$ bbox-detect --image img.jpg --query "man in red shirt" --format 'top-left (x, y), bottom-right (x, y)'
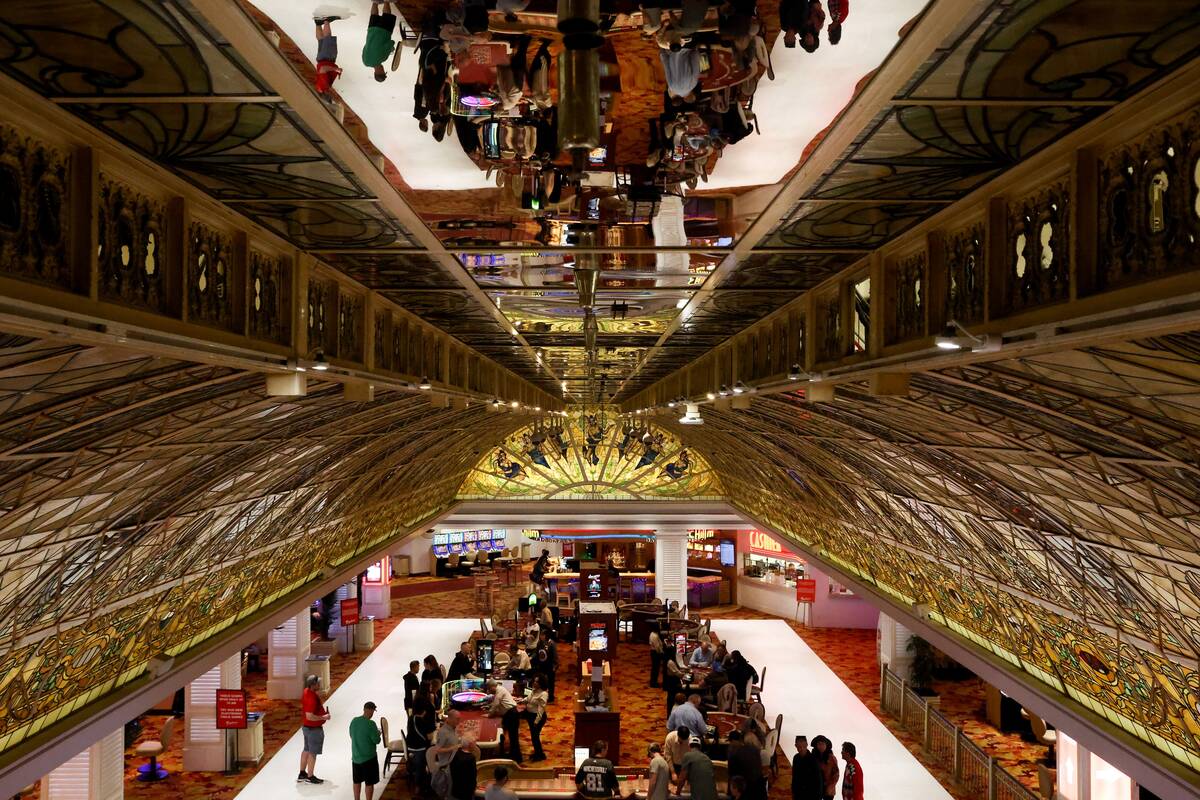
top-left (300, 674), bottom-right (332, 784)
top-left (840, 742), bottom-right (863, 800)
top-left (313, 14), bottom-right (344, 97)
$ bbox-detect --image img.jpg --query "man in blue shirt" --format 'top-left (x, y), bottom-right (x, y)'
top-left (666, 694), bottom-right (707, 739)
top-left (689, 641), bottom-right (714, 667)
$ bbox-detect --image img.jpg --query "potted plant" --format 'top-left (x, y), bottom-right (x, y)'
top-left (906, 636), bottom-right (941, 706)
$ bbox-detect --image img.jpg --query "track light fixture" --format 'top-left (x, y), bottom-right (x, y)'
top-left (679, 403), bottom-right (704, 425)
top-left (706, 391), bottom-right (716, 400)
top-left (311, 349), bottom-right (329, 371)
top-left (719, 384), bottom-right (730, 397)
top-left (733, 381), bottom-right (747, 394)
top-left (418, 376), bottom-right (432, 390)
top-left (934, 320), bottom-right (1001, 353)
top-left (788, 363), bottom-right (802, 381)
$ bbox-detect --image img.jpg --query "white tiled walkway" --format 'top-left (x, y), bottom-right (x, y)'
top-left (713, 619), bottom-right (953, 800)
top-left (236, 618), bottom-right (475, 799)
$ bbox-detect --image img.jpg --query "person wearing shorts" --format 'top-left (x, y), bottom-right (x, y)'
top-left (300, 674), bottom-right (331, 783)
top-left (313, 13), bottom-right (343, 96)
top-left (362, 2), bottom-right (397, 81)
top-left (350, 701), bottom-right (382, 800)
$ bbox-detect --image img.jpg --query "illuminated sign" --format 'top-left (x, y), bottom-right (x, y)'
top-left (689, 529), bottom-right (716, 541)
top-left (749, 531), bottom-right (782, 553)
top-left (522, 529), bottom-right (541, 540)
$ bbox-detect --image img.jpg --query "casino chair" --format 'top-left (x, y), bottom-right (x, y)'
top-left (380, 716), bottom-right (408, 775)
top-left (750, 666), bottom-right (766, 705)
top-left (493, 651), bottom-right (512, 676)
top-left (1026, 710), bottom-right (1058, 765)
top-left (1037, 765), bottom-right (1055, 800)
top-left (134, 717), bottom-right (178, 782)
top-left (761, 725), bottom-right (780, 778)
top-left (710, 682), bottom-right (738, 713)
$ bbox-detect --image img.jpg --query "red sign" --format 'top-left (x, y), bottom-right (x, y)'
top-left (796, 579), bottom-right (817, 604)
top-left (215, 689), bottom-right (247, 729)
top-left (340, 598), bottom-right (359, 627)
top-left (740, 530), bottom-right (803, 561)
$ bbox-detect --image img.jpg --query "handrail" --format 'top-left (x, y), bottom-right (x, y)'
top-left (878, 663), bottom-right (1041, 800)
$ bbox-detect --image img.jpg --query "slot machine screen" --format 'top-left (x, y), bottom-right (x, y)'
top-left (449, 533), bottom-right (463, 544)
top-left (492, 536), bottom-right (505, 550)
top-left (474, 639), bottom-right (494, 673)
top-left (434, 533), bottom-right (448, 547)
top-left (464, 530), bottom-right (478, 542)
top-left (588, 624), bottom-right (608, 652)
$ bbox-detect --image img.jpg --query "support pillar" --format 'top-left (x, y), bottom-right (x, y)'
top-left (877, 613), bottom-right (915, 680)
top-left (654, 527), bottom-right (689, 609)
top-left (267, 609), bottom-right (310, 699)
top-left (42, 728), bottom-right (123, 800)
top-left (361, 557), bottom-right (392, 619)
top-left (183, 653), bottom-right (241, 772)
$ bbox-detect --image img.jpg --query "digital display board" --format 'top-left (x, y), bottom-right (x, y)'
top-left (719, 541), bottom-right (735, 567)
top-left (449, 532), bottom-right (463, 544)
top-left (464, 530), bottom-right (478, 542)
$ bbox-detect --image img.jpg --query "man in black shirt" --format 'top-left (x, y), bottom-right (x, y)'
top-left (403, 660), bottom-right (421, 713)
top-left (449, 740), bottom-right (478, 800)
top-left (727, 731), bottom-right (767, 800)
top-left (575, 740), bottom-right (620, 798)
top-left (447, 641), bottom-right (475, 682)
top-left (790, 735), bottom-right (824, 800)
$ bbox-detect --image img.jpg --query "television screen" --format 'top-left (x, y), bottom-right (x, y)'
top-left (574, 747), bottom-right (590, 771)
top-left (588, 626), bottom-right (608, 651)
top-left (474, 640), bottom-right (494, 672)
top-left (719, 541), bottom-right (735, 567)
top-left (365, 562), bottom-right (383, 583)
top-left (586, 572), bottom-right (602, 599)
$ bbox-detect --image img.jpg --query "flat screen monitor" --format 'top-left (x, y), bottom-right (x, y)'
top-left (585, 572), bottom-right (603, 600)
top-left (449, 532), bottom-right (463, 544)
top-left (474, 639), bottom-right (494, 673)
top-left (433, 545), bottom-right (448, 556)
top-left (565, 557), bottom-right (580, 571)
top-left (434, 533), bottom-right (448, 546)
top-left (492, 537), bottom-right (505, 550)
top-left (464, 530), bottom-right (478, 542)
top-left (574, 747), bottom-right (590, 771)
top-left (719, 541), bottom-right (735, 567)
top-left (365, 562), bottom-right (383, 583)
top-left (588, 625), bottom-right (608, 652)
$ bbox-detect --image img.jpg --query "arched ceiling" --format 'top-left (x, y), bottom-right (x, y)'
top-left (660, 331), bottom-right (1200, 774)
top-left (1, 330), bottom-right (1198, 778)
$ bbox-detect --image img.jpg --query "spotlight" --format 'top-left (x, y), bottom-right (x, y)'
top-left (311, 349), bottom-right (329, 371)
top-left (719, 385), bottom-right (730, 397)
top-left (510, 400), bottom-right (519, 408)
top-left (934, 320), bottom-right (1001, 353)
top-left (667, 400), bottom-right (676, 408)
top-left (706, 391), bottom-right (716, 400)
top-left (418, 376), bottom-right (432, 390)
top-left (788, 363), bottom-right (802, 381)
top-left (675, 298), bottom-right (688, 309)
top-left (491, 398), bottom-right (502, 408)
top-left (678, 403), bottom-right (704, 425)
top-left (732, 381), bottom-right (746, 394)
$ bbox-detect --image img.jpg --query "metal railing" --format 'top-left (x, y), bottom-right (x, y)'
top-left (879, 664), bottom-right (1040, 800)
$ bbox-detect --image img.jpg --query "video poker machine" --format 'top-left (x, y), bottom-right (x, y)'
top-left (577, 600), bottom-right (618, 667)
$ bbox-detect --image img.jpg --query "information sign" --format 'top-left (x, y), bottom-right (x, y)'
top-left (796, 579), bottom-right (817, 604)
top-left (340, 598), bottom-right (359, 627)
top-left (215, 689), bottom-right (247, 729)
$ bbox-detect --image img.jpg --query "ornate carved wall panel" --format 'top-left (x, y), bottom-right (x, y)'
top-left (248, 250), bottom-right (289, 346)
top-left (337, 291), bottom-right (364, 363)
top-left (1097, 108), bottom-right (1200, 292)
top-left (307, 276), bottom-right (337, 355)
top-left (0, 124), bottom-right (72, 291)
top-left (944, 222), bottom-right (985, 325)
top-left (186, 220), bottom-right (235, 332)
top-left (97, 176), bottom-right (167, 313)
top-left (815, 290), bottom-right (843, 364)
top-left (887, 250), bottom-right (927, 345)
top-left (1002, 178), bottom-right (1071, 316)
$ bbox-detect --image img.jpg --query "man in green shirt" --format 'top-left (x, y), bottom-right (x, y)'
top-left (350, 701), bottom-right (383, 800)
top-left (676, 735), bottom-right (718, 800)
top-left (361, 2), bottom-right (397, 82)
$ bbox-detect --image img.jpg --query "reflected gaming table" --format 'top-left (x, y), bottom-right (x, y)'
top-left (473, 771), bottom-right (727, 799)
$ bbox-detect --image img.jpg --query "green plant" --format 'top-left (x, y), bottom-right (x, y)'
top-left (906, 635), bottom-right (938, 695)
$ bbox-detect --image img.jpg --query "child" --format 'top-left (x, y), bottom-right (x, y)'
top-left (362, 2), bottom-right (397, 81)
top-left (313, 13), bottom-right (343, 97)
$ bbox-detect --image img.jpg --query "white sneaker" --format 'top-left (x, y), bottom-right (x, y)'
top-left (312, 5), bottom-right (354, 22)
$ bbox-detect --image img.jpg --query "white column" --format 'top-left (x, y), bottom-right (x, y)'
top-left (42, 728), bottom-right (123, 800)
top-left (328, 584), bottom-right (355, 654)
top-left (877, 613), bottom-right (915, 680)
top-left (655, 528), bottom-right (690, 607)
top-left (267, 609), bottom-right (311, 699)
top-left (183, 653), bottom-right (242, 771)
top-left (361, 557), bottom-right (392, 619)
top-left (1057, 730), bottom-right (1082, 800)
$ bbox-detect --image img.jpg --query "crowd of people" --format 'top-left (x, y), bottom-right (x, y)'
top-left (301, 0), bottom-right (853, 240)
top-left (294, 562), bottom-right (865, 800)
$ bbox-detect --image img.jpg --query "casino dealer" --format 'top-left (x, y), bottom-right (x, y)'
top-left (485, 679), bottom-right (522, 763)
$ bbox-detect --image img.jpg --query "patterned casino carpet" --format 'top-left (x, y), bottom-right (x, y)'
top-left (19, 575), bottom-right (1048, 799)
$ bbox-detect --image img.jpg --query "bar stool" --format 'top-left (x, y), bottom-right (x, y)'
top-left (619, 576), bottom-right (634, 601)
